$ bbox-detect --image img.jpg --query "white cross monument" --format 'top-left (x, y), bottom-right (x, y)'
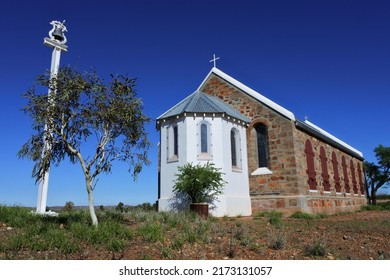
top-left (36, 20), bottom-right (68, 215)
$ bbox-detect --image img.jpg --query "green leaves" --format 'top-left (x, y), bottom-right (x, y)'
top-left (18, 66), bottom-right (151, 225)
top-left (364, 144), bottom-right (390, 204)
top-left (19, 66), bottom-right (150, 183)
top-left (173, 162), bottom-right (225, 204)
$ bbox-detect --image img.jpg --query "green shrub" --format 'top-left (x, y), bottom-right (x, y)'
top-left (161, 245), bottom-right (172, 259)
top-left (171, 236), bottom-right (184, 251)
top-left (258, 211), bottom-right (283, 226)
top-left (116, 202), bottom-right (125, 213)
top-left (63, 201), bottom-right (74, 212)
top-left (138, 223), bottom-right (163, 242)
top-left (268, 229), bottom-right (286, 250)
top-left (173, 162), bottom-right (225, 204)
top-left (108, 239), bottom-right (125, 252)
top-left (304, 239), bottom-right (327, 256)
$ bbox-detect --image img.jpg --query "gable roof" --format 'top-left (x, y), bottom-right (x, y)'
top-left (197, 67), bottom-right (363, 159)
top-left (157, 90), bottom-right (250, 124)
top-left (198, 67), bottom-right (296, 121)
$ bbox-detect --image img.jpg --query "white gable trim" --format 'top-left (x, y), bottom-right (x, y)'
top-left (197, 67), bottom-right (296, 121)
top-left (304, 120), bottom-right (363, 158)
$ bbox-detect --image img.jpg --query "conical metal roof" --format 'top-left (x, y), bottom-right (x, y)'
top-left (157, 90), bottom-right (250, 123)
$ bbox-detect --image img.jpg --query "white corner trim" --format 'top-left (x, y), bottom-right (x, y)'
top-left (198, 67), bottom-right (295, 121)
top-left (304, 120), bottom-right (363, 158)
top-left (251, 167), bottom-right (273, 176)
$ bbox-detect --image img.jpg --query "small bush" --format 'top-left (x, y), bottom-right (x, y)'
top-left (304, 239), bottom-right (327, 256)
top-left (183, 225), bottom-right (197, 244)
top-left (108, 239), bottom-right (125, 252)
top-left (171, 236), bottom-right (184, 251)
top-left (138, 223), bottom-right (163, 242)
top-left (161, 245), bottom-right (172, 259)
top-left (258, 211), bottom-right (283, 226)
top-left (268, 229), bottom-right (286, 250)
top-left (63, 201), bottom-right (74, 212)
top-left (116, 202), bottom-right (125, 213)
top-left (226, 238), bottom-right (237, 258)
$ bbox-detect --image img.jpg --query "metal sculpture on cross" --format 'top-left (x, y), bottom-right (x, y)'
top-left (36, 20), bottom-right (68, 215)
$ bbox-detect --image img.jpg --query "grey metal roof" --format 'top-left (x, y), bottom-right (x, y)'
top-left (157, 90), bottom-right (250, 123)
top-left (295, 119), bottom-right (364, 160)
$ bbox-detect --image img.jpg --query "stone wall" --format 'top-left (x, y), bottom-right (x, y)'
top-left (201, 74), bottom-right (300, 196)
top-left (201, 73), bottom-right (366, 215)
top-left (293, 128), bottom-right (366, 214)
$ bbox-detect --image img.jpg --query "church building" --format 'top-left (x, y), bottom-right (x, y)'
top-left (156, 67), bottom-right (366, 217)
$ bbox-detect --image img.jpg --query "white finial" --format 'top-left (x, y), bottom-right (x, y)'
top-left (209, 54), bottom-right (220, 68)
top-left (304, 115), bottom-right (309, 121)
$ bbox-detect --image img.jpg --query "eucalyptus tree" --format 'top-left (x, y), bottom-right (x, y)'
top-left (364, 145), bottom-right (390, 205)
top-left (18, 66), bottom-right (150, 226)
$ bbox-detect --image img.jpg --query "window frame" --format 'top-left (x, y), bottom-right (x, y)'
top-left (167, 123), bottom-right (179, 162)
top-left (230, 128), bottom-right (242, 171)
top-left (251, 123), bottom-right (272, 175)
top-left (197, 120), bottom-right (212, 160)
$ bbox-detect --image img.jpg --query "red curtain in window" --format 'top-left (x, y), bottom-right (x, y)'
top-left (350, 159), bottom-right (358, 194)
top-left (357, 163), bottom-right (365, 195)
top-left (342, 156), bottom-right (350, 193)
top-left (320, 147), bottom-right (330, 192)
top-left (332, 152), bottom-right (341, 193)
top-left (305, 140), bottom-right (317, 190)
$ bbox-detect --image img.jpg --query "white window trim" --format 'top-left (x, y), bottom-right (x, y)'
top-left (231, 128), bottom-right (242, 171)
top-left (197, 121), bottom-right (212, 159)
top-left (167, 124), bottom-right (179, 162)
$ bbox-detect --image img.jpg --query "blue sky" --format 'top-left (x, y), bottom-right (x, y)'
top-left (1, 0), bottom-right (389, 207)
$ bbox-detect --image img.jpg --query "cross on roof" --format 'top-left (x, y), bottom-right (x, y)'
top-left (209, 54), bottom-right (220, 68)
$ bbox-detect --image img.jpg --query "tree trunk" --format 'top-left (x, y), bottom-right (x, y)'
top-left (86, 178), bottom-right (98, 226)
top-left (365, 178), bottom-right (371, 204)
top-left (371, 187), bottom-right (377, 205)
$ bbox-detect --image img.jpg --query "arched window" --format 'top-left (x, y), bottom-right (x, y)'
top-left (342, 156), bottom-right (350, 193)
top-left (305, 139), bottom-right (317, 190)
top-left (173, 125), bottom-right (178, 157)
top-left (350, 159), bottom-right (358, 195)
top-left (320, 147), bottom-right (330, 192)
top-left (332, 152), bottom-right (341, 193)
top-left (167, 124), bottom-right (179, 161)
top-left (231, 130), bottom-right (237, 167)
top-left (230, 128), bottom-right (241, 169)
top-left (197, 121), bottom-right (212, 159)
top-left (255, 123), bottom-right (269, 168)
